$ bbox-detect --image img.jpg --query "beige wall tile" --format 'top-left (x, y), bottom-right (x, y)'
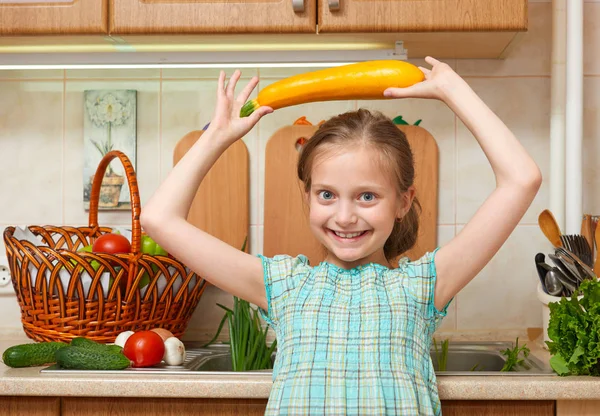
top-left (456, 77), bottom-right (550, 225)
top-left (0, 70), bottom-right (63, 80)
top-left (0, 295), bottom-right (24, 332)
top-left (583, 76), bottom-right (600, 214)
top-left (585, 3), bottom-right (600, 75)
top-left (160, 79), bottom-right (260, 225)
top-left (456, 2), bottom-right (552, 77)
top-left (455, 225), bottom-right (550, 329)
top-left (63, 80), bottom-right (161, 227)
top-left (162, 68), bottom-right (257, 79)
top-left (0, 81), bottom-right (63, 225)
top-left (66, 69), bottom-right (160, 79)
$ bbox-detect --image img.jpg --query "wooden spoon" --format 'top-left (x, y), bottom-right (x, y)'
top-left (581, 214), bottom-right (594, 261)
top-left (594, 222), bottom-right (600, 274)
top-left (538, 209), bottom-right (562, 247)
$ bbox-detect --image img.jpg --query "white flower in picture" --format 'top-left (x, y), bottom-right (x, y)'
top-left (86, 93), bottom-right (132, 128)
top-left (83, 90), bottom-right (137, 211)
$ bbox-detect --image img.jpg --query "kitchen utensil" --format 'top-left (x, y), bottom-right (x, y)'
top-left (559, 234), bottom-right (593, 268)
top-left (548, 253), bottom-right (581, 284)
top-left (555, 247), bottom-right (597, 280)
top-left (538, 209), bottom-right (562, 247)
top-left (534, 253), bottom-right (549, 294)
top-left (549, 268), bottom-right (576, 296)
top-left (595, 220), bottom-right (600, 274)
top-left (581, 214), bottom-right (594, 261)
top-left (544, 269), bottom-right (564, 296)
top-left (173, 130), bottom-right (249, 252)
top-left (263, 124), bottom-right (439, 266)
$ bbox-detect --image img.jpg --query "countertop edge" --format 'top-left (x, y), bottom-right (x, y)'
top-left (1, 371), bottom-right (599, 400)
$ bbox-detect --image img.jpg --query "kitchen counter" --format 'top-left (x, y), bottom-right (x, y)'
top-left (0, 329), bottom-right (599, 401)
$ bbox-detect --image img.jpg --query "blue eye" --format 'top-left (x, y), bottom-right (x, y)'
top-left (360, 192), bottom-right (375, 202)
top-left (319, 191), bottom-right (334, 200)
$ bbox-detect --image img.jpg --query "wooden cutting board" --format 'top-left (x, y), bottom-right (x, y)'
top-left (173, 131), bottom-right (249, 252)
top-left (263, 124), bottom-right (438, 266)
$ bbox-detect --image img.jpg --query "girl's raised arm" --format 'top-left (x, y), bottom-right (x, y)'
top-left (384, 57), bottom-right (542, 311)
top-left (141, 71), bottom-right (273, 310)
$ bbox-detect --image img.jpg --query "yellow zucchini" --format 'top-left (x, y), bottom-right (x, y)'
top-left (240, 60), bottom-right (424, 117)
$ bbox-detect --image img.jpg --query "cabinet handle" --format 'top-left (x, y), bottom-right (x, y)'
top-left (292, 0), bottom-right (305, 12)
top-left (328, 0), bottom-right (340, 11)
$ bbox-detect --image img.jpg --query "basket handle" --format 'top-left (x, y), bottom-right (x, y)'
top-left (88, 150), bottom-right (142, 255)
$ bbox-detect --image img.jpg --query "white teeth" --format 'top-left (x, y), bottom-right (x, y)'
top-left (333, 231), bottom-right (364, 238)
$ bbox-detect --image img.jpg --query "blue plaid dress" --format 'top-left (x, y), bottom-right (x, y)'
top-left (258, 249), bottom-right (451, 416)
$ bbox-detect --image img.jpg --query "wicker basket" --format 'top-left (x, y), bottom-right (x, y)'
top-left (3, 151), bottom-right (207, 343)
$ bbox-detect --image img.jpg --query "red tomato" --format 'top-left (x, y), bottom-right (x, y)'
top-left (92, 233), bottom-right (131, 254)
top-left (123, 331), bottom-right (165, 368)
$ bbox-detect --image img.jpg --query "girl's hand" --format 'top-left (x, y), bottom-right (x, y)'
top-left (206, 70), bottom-right (273, 145)
top-left (383, 56), bottom-right (464, 102)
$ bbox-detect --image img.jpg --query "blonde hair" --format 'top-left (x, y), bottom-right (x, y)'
top-left (297, 108), bottom-right (421, 261)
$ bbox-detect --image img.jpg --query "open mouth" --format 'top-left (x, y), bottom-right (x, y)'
top-left (329, 229), bottom-right (368, 241)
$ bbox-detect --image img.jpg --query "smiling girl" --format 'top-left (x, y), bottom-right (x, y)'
top-left (142, 57), bottom-right (542, 415)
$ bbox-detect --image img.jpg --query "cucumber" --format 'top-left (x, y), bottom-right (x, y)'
top-left (55, 346), bottom-right (131, 370)
top-left (70, 337), bottom-right (123, 354)
top-left (2, 342), bottom-right (67, 368)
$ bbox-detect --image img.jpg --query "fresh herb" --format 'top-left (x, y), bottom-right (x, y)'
top-left (470, 363), bottom-right (483, 371)
top-left (433, 338), bottom-right (449, 371)
top-left (546, 279), bottom-right (600, 376)
top-left (203, 237), bottom-right (277, 371)
top-left (500, 337), bottom-right (530, 371)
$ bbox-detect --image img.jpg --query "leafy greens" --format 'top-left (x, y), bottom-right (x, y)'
top-left (500, 337), bottom-right (530, 371)
top-left (546, 279), bottom-right (600, 376)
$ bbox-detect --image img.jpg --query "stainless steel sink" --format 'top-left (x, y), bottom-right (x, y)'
top-left (185, 341), bottom-right (554, 376)
top-left (40, 341), bottom-right (555, 376)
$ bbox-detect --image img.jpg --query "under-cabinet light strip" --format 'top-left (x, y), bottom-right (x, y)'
top-left (0, 48), bottom-right (407, 69)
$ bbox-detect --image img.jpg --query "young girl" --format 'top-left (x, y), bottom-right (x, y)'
top-left (141, 57), bottom-right (542, 415)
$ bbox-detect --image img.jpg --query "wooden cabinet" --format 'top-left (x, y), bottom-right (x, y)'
top-left (317, 0), bottom-right (527, 33)
top-left (443, 400), bottom-right (554, 416)
top-left (108, 0), bottom-right (526, 36)
top-left (0, 396), bottom-right (60, 416)
top-left (61, 397), bottom-right (268, 416)
top-left (557, 400), bottom-right (600, 415)
top-left (5, 396), bottom-right (590, 416)
top-left (0, 0), bottom-right (107, 35)
top-left (0, 0), bottom-right (528, 59)
top-left (59, 398), bottom-right (558, 415)
top-left (108, 0), bottom-right (316, 34)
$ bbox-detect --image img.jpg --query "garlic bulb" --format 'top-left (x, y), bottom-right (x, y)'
top-left (114, 331), bottom-right (134, 348)
top-left (163, 337), bottom-right (186, 366)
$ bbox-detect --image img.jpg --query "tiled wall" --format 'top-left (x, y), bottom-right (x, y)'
top-left (1, 1), bottom-right (599, 340)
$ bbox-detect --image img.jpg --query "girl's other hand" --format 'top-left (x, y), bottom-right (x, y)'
top-left (206, 70), bottom-right (273, 146)
top-left (383, 56), bottom-right (464, 102)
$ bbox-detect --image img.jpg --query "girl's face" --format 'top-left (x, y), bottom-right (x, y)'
top-left (307, 145), bottom-right (409, 269)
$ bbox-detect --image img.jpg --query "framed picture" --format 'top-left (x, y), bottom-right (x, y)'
top-left (83, 90), bottom-right (137, 211)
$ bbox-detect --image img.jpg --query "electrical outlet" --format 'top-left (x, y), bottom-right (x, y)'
top-left (0, 255), bottom-right (14, 295)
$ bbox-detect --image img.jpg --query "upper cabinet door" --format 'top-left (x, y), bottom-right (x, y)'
top-left (318, 0), bottom-right (527, 32)
top-left (0, 0), bottom-right (108, 35)
top-left (109, 0), bottom-right (316, 34)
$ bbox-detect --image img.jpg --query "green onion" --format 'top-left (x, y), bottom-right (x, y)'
top-left (204, 237), bottom-right (277, 371)
top-left (433, 338), bottom-right (449, 372)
